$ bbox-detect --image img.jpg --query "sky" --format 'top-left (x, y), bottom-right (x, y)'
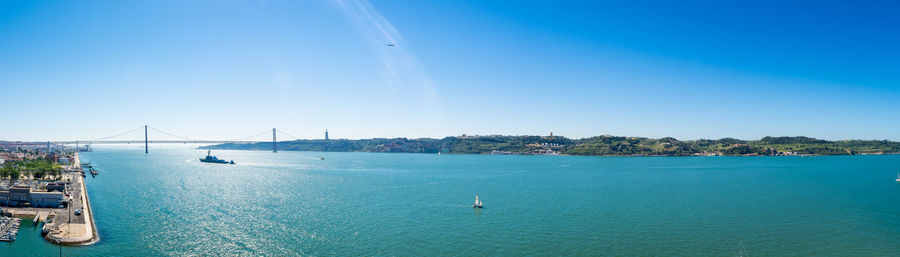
top-left (1, 0), bottom-right (898, 141)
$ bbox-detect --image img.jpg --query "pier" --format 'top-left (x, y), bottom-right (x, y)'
top-left (33, 211), bottom-right (48, 223)
top-left (1, 125), bottom-right (301, 246)
top-left (43, 152), bottom-right (98, 245)
top-left (0, 217), bottom-right (21, 242)
top-left (1, 152), bottom-right (99, 245)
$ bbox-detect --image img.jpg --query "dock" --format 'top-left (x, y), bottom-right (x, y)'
top-left (43, 152), bottom-right (100, 245)
top-left (33, 211), bottom-right (49, 223)
top-left (0, 149), bottom-right (100, 245)
top-left (0, 217), bottom-right (21, 242)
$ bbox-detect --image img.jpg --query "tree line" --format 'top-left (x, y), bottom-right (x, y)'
top-left (204, 135), bottom-right (900, 156)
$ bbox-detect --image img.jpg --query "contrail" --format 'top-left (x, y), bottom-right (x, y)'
top-left (331, 0), bottom-right (438, 102)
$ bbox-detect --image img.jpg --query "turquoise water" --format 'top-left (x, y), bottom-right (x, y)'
top-left (4, 144), bottom-right (900, 256)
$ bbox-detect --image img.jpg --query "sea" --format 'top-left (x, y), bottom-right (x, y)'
top-left (2, 144), bottom-right (899, 256)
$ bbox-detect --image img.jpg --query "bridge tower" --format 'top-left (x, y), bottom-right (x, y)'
top-left (144, 125), bottom-right (149, 154)
top-left (272, 128), bottom-right (277, 153)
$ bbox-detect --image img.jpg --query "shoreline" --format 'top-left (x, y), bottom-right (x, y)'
top-left (198, 147), bottom-right (900, 157)
top-left (44, 152), bottom-right (99, 245)
top-left (200, 135), bottom-right (900, 157)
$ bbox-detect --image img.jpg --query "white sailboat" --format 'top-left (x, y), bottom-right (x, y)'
top-left (473, 194), bottom-right (483, 208)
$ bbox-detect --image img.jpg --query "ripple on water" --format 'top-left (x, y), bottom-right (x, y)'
top-left (8, 147), bottom-right (896, 256)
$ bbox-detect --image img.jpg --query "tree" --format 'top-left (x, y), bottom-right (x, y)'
top-left (34, 171), bottom-right (45, 180)
top-left (52, 169), bottom-right (62, 181)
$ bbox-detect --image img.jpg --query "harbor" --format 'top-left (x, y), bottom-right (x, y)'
top-left (43, 152), bottom-right (98, 245)
top-left (43, 162), bottom-right (98, 245)
top-left (0, 150), bottom-right (98, 245)
top-left (0, 217), bottom-right (21, 242)
top-left (2, 144), bottom-right (900, 255)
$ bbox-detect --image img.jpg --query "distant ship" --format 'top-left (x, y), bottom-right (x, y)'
top-left (200, 150), bottom-right (234, 164)
top-left (473, 194), bottom-right (483, 208)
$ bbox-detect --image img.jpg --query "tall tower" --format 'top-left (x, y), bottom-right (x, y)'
top-left (144, 125), bottom-right (149, 154)
top-left (272, 128), bottom-right (277, 153)
top-left (325, 129), bottom-right (329, 140)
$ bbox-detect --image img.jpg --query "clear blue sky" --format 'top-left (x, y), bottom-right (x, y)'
top-left (1, 0), bottom-right (898, 141)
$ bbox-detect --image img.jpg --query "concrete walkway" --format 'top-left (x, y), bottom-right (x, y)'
top-left (45, 153), bottom-right (98, 245)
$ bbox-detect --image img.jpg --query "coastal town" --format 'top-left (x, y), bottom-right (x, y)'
top-left (205, 133), bottom-right (900, 157)
top-left (0, 142), bottom-right (97, 245)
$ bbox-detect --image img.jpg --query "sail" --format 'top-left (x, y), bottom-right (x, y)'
top-left (474, 194), bottom-right (479, 204)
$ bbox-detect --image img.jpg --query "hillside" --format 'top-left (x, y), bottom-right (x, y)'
top-left (203, 135), bottom-right (900, 156)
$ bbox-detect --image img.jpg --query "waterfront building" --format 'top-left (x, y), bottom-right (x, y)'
top-left (46, 182), bottom-right (66, 192)
top-left (0, 185), bottom-right (65, 208)
top-left (29, 191), bottom-right (64, 207)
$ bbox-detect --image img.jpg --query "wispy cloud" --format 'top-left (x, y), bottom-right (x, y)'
top-left (331, 0), bottom-right (438, 102)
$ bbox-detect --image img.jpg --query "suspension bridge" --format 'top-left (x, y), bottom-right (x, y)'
top-left (39, 125), bottom-right (309, 153)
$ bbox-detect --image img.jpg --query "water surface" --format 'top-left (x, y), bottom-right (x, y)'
top-left (4, 145), bottom-right (899, 256)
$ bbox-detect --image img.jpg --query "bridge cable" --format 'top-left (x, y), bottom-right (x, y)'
top-left (83, 126), bottom-right (146, 141)
top-left (222, 129), bottom-right (273, 142)
top-left (85, 126), bottom-right (284, 143)
top-left (147, 126), bottom-right (205, 141)
top-left (276, 130), bottom-right (302, 141)
top-left (149, 126), bottom-right (276, 142)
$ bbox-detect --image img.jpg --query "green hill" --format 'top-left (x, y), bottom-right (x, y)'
top-left (203, 135), bottom-right (900, 156)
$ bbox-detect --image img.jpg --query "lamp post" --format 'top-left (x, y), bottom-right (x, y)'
top-left (67, 186), bottom-right (71, 224)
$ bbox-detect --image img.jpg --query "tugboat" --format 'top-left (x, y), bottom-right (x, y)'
top-left (472, 194), bottom-right (483, 208)
top-left (200, 150), bottom-right (235, 164)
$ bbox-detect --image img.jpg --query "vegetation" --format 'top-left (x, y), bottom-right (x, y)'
top-left (568, 136), bottom-right (695, 156)
top-left (205, 135), bottom-right (900, 156)
top-left (0, 157), bottom-right (63, 181)
top-left (207, 138), bottom-right (447, 153)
